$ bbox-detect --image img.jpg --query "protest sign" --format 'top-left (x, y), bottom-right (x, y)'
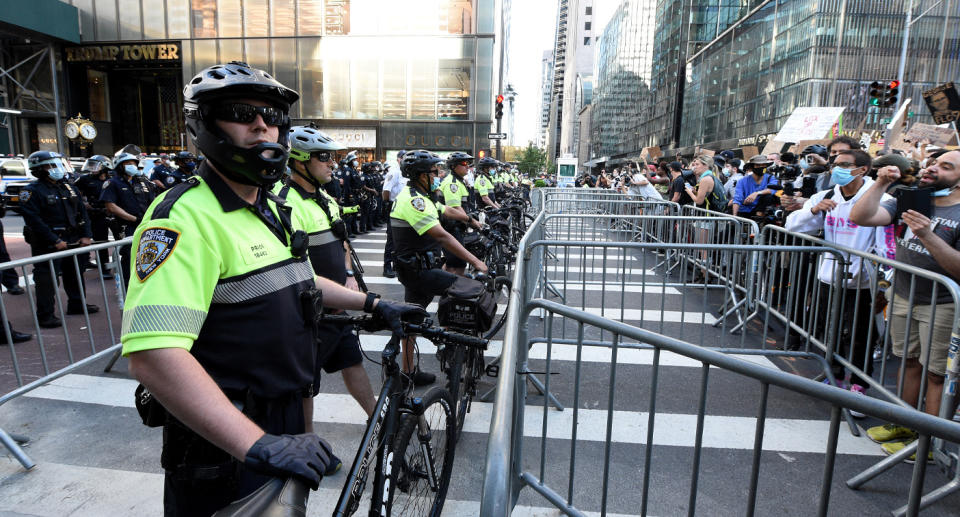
top-left (923, 83), bottom-right (960, 124)
top-left (773, 107), bottom-right (846, 143)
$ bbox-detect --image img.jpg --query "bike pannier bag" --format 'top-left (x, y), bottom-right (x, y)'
top-left (437, 276), bottom-right (497, 332)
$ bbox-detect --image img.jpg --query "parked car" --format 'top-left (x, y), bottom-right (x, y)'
top-left (0, 158), bottom-right (38, 212)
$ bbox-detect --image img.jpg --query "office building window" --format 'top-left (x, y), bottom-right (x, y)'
top-left (87, 70), bottom-right (110, 121)
top-left (584, 37), bottom-right (590, 45)
top-left (586, 6), bottom-right (592, 15)
top-left (585, 22), bottom-right (591, 30)
top-left (192, 0), bottom-right (217, 38)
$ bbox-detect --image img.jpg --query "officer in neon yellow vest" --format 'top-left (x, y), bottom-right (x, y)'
top-left (120, 61), bottom-right (425, 515)
top-left (390, 150), bottom-right (487, 385)
top-left (438, 151), bottom-right (482, 276)
top-left (474, 156), bottom-right (500, 209)
top-left (278, 125), bottom-right (378, 425)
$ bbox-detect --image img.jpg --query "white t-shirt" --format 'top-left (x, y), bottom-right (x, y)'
top-left (382, 168), bottom-right (408, 201)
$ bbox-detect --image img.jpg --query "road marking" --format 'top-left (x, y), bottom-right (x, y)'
top-left (23, 372), bottom-right (877, 456)
top-left (0, 457), bottom-right (637, 516)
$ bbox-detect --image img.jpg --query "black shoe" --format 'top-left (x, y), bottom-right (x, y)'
top-left (411, 369), bottom-right (436, 386)
top-left (38, 315), bottom-right (62, 328)
top-left (383, 264), bottom-right (396, 278)
top-left (0, 327), bottom-right (31, 345)
top-left (348, 233), bottom-right (357, 238)
top-left (67, 304), bottom-right (100, 315)
top-left (5, 286), bottom-right (24, 295)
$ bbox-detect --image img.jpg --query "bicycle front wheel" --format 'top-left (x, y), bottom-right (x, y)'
top-left (388, 387), bottom-right (456, 517)
top-left (444, 345), bottom-right (470, 437)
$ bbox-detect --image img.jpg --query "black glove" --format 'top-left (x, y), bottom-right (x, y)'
top-left (244, 433), bottom-right (333, 489)
top-left (372, 299), bottom-right (428, 337)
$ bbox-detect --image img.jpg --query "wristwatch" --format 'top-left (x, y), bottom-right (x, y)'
top-left (345, 269), bottom-right (355, 277)
top-left (363, 291), bottom-right (381, 313)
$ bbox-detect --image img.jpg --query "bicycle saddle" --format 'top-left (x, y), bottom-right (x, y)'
top-left (211, 478), bottom-right (308, 517)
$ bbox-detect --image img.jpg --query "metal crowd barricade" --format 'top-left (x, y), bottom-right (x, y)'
top-left (481, 189), bottom-right (960, 516)
top-left (758, 224), bottom-right (960, 515)
top-left (0, 238), bottom-right (131, 469)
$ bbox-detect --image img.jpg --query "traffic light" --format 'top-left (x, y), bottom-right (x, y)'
top-left (883, 80), bottom-right (900, 107)
top-left (495, 94), bottom-right (504, 119)
top-left (868, 81), bottom-right (883, 107)
top-left (478, 149), bottom-right (486, 159)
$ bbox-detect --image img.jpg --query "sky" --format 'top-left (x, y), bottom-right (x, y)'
top-left (507, 0), bottom-right (620, 146)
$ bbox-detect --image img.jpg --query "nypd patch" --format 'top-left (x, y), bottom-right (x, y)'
top-left (135, 227), bottom-right (181, 281)
top-left (450, 183), bottom-right (459, 193)
top-left (411, 197), bottom-right (426, 212)
top-left (19, 189), bottom-right (31, 203)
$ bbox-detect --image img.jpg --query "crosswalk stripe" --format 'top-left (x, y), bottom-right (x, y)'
top-left (356, 335), bottom-right (776, 369)
top-left (21, 375), bottom-right (876, 456)
top-left (0, 457), bottom-right (636, 517)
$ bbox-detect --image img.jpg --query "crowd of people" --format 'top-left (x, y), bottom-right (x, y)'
top-left (575, 136), bottom-right (960, 462)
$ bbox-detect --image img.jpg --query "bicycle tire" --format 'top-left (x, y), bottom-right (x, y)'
top-left (444, 345), bottom-right (470, 438)
top-left (387, 388), bottom-right (456, 517)
top-left (482, 278), bottom-right (512, 340)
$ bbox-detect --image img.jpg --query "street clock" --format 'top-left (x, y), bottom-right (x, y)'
top-left (64, 114), bottom-right (97, 148)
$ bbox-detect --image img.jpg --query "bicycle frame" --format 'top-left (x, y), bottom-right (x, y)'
top-left (334, 335), bottom-right (410, 517)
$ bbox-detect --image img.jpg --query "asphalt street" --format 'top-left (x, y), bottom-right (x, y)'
top-left (0, 217), bottom-right (958, 516)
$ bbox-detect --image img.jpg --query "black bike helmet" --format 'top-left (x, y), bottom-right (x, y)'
top-left (400, 150), bottom-right (443, 179)
top-left (174, 151), bottom-right (196, 162)
top-left (476, 156), bottom-right (498, 172)
top-left (183, 61), bottom-right (299, 187)
top-left (801, 144), bottom-right (828, 159)
top-left (361, 161), bottom-right (379, 173)
top-left (446, 151), bottom-right (474, 168)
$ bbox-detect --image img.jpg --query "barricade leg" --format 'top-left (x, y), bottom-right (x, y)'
top-left (0, 427), bottom-right (35, 469)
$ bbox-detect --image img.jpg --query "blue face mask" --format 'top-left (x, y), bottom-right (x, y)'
top-left (831, 166), bottom-right (859, 187)
top-left (47, 165), bottom-right (66, 181)
top-left (932, 188), bottom-right (954, 197)
top-left (181, 161), bottom-right (196, 173)
top-left (124, 164), bottom-right (139, 176)
top-left (799, 158), bottom-right (809, 171)
top-left (431, 177), bottom-right (442, 191)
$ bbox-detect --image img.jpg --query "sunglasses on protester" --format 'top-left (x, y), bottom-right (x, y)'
top-left (212, 102), bottom-right (288, 126)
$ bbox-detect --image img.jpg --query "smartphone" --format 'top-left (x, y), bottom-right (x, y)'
top-left (895, 187), bottom-right (934, 220)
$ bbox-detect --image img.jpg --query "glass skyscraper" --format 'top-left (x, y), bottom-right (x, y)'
top-left (58, 0), bottom-right (497, 158)
top-left (590, 0), bottom-right (960, 165)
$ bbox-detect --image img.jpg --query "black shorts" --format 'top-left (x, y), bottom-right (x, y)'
top-left (396, 267), bottom-right (458, 308)
top-left (314, 322), bottom-right (363, 387)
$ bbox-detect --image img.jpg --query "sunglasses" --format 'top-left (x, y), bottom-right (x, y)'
top-left (212, 102), bottom-right (287, 126)
top-left (312, 151), bottom-right (334, 163)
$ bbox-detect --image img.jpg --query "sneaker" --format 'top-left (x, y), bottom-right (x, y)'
top-left (5, 286), bottom-right (24, 295)
top-left (325, 453), bottom-right (343, 476)
top-left (880, 438), bottom-right (933, 464)
top-left (866, 423), bottom-right (917, 443)
top-left (411, 369), bottom-right (436, 387)
top-left (848, 384), bottom-right (866, 418)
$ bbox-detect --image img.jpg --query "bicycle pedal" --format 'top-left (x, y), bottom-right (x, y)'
top-left (485, 364), bottom-right (499, 377)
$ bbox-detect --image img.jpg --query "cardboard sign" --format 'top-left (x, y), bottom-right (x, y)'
top-left (641, 146), bottom-right (662, 161)
top-left (698, 148), bottom-right (715, 158)
top-left (773, 107), bottom-right (846, 143)
top-left (923, 83), bottom-right (960, 124)
top-left (885, 99), bottom-right (911, 151)
top-left (760, 140), bottom-right (785, 157)
top-left (903, 122), bottom-right (959, 147)
top-left (741, 146), bottom-right (759, 159)
top-left (793, 139), bottom-right (830, 155)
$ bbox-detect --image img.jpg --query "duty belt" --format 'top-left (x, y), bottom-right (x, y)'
top-left (395, 251), bottom-right (442, 272)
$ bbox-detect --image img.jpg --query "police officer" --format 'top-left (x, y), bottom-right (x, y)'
top-left (360, 161), bottom-right (380, 231)
top-left (75, 154), bottom-right (114, 273)
top-left (121, 61), bottom-right (424, 516)
top-left (279, 125), bottom-right (377, 423)
top-left (341, 151), bottom-right (363, 235)
top-left (390, 150), bottom-right (487, 385)
top-left (439, 152), bottom-right (481, 276)
top-left (20, 151), bottom-right (99, 328)
top-left (101, 151), bottom-right (158, 286)
top-left (474, 156), bottom-right (500, 209)
top-left (381, 152), bottom-right (408, 278)
top-left (151, 151), bottom-right (195, 190)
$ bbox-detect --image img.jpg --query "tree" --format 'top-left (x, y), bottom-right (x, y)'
top-left (517, 142), bottom-right (547, 176)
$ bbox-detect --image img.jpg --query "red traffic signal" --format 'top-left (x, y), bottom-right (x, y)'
top-left (496, 94), bottom-right (504, 104)
top-left (478, 150), bottom-right (486, 158)
top-left (888, 80), bottom-right (901, 89)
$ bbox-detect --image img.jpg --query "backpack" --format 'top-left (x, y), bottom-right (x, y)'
top-left (701, 171), bottom-right (727, 211)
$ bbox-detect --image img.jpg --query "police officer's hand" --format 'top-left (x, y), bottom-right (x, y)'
top-left (472, 261), bottom-right (489, 274)
top-left (78, 237), bottom-right (93, 247)
top-left (54, 240), bottom-right (68, 251)
top-left (372, 299), bottom-right (428, 336)
top-left (243, 433), bottom-right (334, 489)
top-left (470, 218), bottom-right (482, 230)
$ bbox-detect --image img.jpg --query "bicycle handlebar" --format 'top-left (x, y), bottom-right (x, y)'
top-left (320, 313), bottom-right (488, 350)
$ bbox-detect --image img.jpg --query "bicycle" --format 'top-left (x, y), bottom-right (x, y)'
top-left (328, 313), bottom-right (486, 517)
top-left (213, 313), bottom-right (486, 517)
